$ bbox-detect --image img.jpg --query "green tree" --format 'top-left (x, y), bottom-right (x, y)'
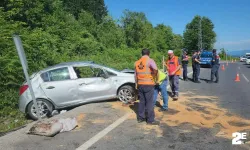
top-left (171, 34), bottom-right (183, 50)
top-left (219, 48), bottom-right (226, 59)
top-left (201, 17), bottom-right (216, 49)
top-left (183, 15), bottom-right (216, 53)
top-left (63, 0), bottom-right (108, 22)
top-left (96, 16), bottom-right (126, 48)
top-left (121, 10), bottom-right (155, 49)
top-left (1, 0), bottom-right (55, 28)
top-left (154, 24), bottom-right (173, 51)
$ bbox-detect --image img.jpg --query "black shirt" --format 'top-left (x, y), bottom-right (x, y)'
top-left (193, 54), bottom-right (200, 65)
top-left (181, 54), bottom-right (189, 65)
top-left (192, 54), bottom-right (196, 65)
top-left (212, 53), bottom-right (220, 65)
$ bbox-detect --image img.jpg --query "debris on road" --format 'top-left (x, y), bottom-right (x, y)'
top-left (60, 110), bottom-right (67, 114)
top-left (51, 110), bottom-right (59, 116)
top-left (27, 117), bottom-right (77, 137)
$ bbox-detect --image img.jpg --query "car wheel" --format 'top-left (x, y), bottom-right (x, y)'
top-left (118, 85), bottom-right (135, 104)
top-left (27, 99), bottom-right (53, 120)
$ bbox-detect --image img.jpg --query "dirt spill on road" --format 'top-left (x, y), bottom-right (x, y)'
top-left (75, 113), bottom-right (85, 130)
top-left (110, 92), bottom-right (250, 139)
top-left (91, 119), bottom-right (107, 124)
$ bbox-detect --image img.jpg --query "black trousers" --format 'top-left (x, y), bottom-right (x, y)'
top-left (193, 64), bottom-right (200, 81)
top-left (192, 64), bottom-right (196, 81)
top-left (211, 64), bottom-right (220, 81)
top-left (182, 64), bottom-right (188, 80)
top-left (138, 85), bottom-right (155, 123)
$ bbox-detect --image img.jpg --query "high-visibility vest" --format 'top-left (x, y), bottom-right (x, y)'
top-left (166, 56), bottom-right (181, 76)
top-left (156, 70), bottom-right (167, 84)
top-left (135, 56), bottom-right (155, 85)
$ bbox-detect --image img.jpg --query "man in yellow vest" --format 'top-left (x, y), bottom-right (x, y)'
top-left (135, 49), bottom-right (160, 125)
top-left (165, 50), bottom-right (181, 100)
top-left (154, 69), bottom-right (168, 112)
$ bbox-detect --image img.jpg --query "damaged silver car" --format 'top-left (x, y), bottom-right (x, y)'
top-left (19, 61), bottom-right (136, 120)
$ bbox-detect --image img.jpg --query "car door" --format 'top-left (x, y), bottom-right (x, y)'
top-left (73, 66), bottom-right (116, 102)
top-left (40, 67), bottom-right (79, 107)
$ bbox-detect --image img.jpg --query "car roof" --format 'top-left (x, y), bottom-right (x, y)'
top-left (40, 61), bottom-right (95, 73)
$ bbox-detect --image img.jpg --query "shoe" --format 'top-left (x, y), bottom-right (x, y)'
top-left (215, 81), bottom-right (219, 83)
top-left (138, 119), bottom-right (146, 123)
top-left (147, 120), bottom-right (160, 125)
top-left (195, 81), bottom-right (201, 83)
top-left (159, 108), bottom-right (168, 112)
top-left (207, 80), bottom-right (213, 84)
top-left (173, 95), bottom-right (178, 101)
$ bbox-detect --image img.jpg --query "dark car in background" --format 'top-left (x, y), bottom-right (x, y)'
top-left (200, 51), bottom-right (213, 68)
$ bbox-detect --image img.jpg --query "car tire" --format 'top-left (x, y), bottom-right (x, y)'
top-left (118, 85), bottom-right (136, 104)
top-left (27, 99), bottom-right (53, 120)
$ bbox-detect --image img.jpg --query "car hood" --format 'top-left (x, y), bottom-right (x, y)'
top-left (120, 69), bottom-right (135, 74)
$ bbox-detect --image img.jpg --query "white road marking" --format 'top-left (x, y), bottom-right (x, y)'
top-left (76, 112), bottom-right (132, 150)
top-left (242, 74), bottom-right (250, 82)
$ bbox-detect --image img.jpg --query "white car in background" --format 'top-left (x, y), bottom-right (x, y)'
top-left (246, 57), bottom-right (250, 64)
top-left (240, 56), bottom-right (247, 62)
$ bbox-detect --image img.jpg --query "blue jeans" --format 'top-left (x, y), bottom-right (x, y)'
top-left (153, 79), bottom-right (168, 110)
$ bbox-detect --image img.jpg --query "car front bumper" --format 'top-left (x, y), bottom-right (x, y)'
top-left (200, 62), bottom-right (211, 65)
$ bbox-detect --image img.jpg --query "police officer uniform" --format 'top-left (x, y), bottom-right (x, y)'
top-left (209, 49), bottom-right (220, 83)
top-left (192, 50), bottom-right (201, 83)
top-left (196, 51), bottom-right (201, 82)
top-left (181, 51), bottom-right (189, 81)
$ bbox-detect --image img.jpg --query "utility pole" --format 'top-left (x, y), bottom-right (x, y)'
top-left (198, 17), bottom-right (202, 50)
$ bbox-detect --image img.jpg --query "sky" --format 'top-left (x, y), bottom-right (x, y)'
top-left (105, 0), bottom-right (250, 51)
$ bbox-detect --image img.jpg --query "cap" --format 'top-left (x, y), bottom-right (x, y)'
top-left (168, 50), bottom-right (173, 54)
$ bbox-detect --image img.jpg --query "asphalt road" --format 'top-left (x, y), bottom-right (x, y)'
top-left (192, 62), bottom-right (250, 119)
top-left (1, 62), bottom-right (250, 150)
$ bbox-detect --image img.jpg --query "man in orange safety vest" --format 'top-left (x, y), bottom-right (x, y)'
top-left (134, 49), bottom-right (160, 125)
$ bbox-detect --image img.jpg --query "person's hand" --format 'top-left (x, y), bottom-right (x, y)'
top-left (169, 72), bottom-right (174, 76)
top-left (135, 84), bottom-right (138, 90)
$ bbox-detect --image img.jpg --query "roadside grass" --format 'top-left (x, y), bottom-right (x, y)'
top-left (0, 90), bottom-right (31, 133)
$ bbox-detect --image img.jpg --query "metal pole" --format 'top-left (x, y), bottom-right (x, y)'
top-left (198, 17), bottom-right (202, 50)
top-left (13, 35), bottom-right (41, 120)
